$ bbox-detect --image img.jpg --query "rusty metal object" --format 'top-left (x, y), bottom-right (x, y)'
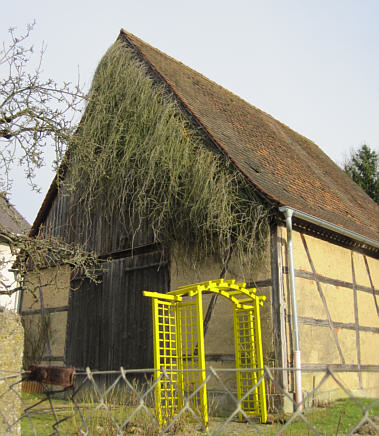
top-left (27, 365), bottom-right (75, 387)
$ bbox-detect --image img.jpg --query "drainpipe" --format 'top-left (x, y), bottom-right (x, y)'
top-left (279, 206), bottom-right (303, 409)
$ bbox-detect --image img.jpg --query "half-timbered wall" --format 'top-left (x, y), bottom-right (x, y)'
top-left (20, 265), bottom-right (71, 366)
top-left (279, 226), bottom-right (379, 399)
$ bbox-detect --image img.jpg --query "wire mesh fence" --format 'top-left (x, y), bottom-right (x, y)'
top-left (0, 366), bottom-right (378, 435)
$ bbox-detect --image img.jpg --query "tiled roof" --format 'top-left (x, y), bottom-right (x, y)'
top-left (30, 30), bottom-right (379, 246)
top-left (0, 194), bottom-right (29, 235)
top-left (120, 30), bottom-right (379, 244)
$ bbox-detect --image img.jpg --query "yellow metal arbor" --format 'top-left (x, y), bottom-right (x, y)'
top-left (143, 279), bottom-right (267, 428)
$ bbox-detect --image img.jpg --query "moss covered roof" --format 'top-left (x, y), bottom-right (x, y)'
top-left (31, 30), bottom-right (379, 247)
top-left (120, 29), bottom-right (379, 244)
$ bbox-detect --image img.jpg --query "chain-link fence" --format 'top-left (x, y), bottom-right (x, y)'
top-left (1, 366), bottom-right (378, 435)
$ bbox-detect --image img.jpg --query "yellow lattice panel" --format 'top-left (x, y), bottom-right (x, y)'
top-left (152, 299), bottom-right (180, 424)
top-left (234, 304), bottom-right (267, 422)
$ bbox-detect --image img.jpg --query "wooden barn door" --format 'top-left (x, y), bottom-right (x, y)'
top-left (65, 250), bottom-right (169, 370)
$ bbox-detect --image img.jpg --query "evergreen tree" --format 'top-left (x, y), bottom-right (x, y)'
top-left (344, 144), bottom-right (379, 204)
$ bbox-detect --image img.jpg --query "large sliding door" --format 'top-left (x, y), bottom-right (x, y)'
top-left (65, 250), bottom-right (169, 370)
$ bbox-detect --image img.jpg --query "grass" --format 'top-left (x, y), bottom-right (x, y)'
top-left (20, 384), bottom-right (190, 435)
top-left (20, 395), bottom-right (147, 435)
top-left (20, 393), bottom-right (75, 436)
top-left (19, 394), bottom-right (379, 435)
top-left (264, 397), bottom-right (379, 436)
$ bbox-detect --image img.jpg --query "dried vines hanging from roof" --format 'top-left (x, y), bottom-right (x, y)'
top-left (66, 41), bottom-right (271, 270)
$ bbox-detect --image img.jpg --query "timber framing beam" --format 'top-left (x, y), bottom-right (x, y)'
top-left (21, 306), bottom-right (68, 316)
top-left (292, 316), bottom-right (379, 334)
top-left (351, 252), bottom-right (363, 388)
top-left (282, 267), bottom-right (379, 296)
top-left (302, 364), bottom-right (379, 371)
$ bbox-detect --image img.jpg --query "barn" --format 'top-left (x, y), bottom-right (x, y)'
top-left (20, 30), bottom-right (379, 406)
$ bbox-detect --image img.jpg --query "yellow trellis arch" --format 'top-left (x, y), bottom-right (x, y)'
top-left (143, 279), bottom-right (267, 428)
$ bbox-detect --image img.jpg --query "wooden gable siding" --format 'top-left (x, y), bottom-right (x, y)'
top-left (37, 184), bottom-right (168, 370)
top-left (65, 250), bottom-right (169, 370)
top-left (39, 191), bottom-right (155, 255)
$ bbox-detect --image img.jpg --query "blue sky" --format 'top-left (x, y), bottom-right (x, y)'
top-left (1, 0), bottom-right (378, 223)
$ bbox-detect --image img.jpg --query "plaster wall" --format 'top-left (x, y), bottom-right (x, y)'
top-left (22, 265), bottom-right (71, 310)
top-left (0, 243), bottom-right (18, 311)
top-left (280, 225), bottom-right (379, 400)
top-left (20, 265), bottom-right (71, 367)
top-left (170, 240), bottom-right (273, 398)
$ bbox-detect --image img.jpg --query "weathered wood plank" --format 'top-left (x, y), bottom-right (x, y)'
top-left (270, 223), bottom-right (288, 394)
top-left (40, 188), bottom-right (157, 255)
top-left (246, 279), bottom-right (272, 288)
top-left (65, 250), bottom-right (169, 370)
top-left (351, 252), bottom-right (362, 388)
top-left (40, 356), bottom-right (65, 363)
top-left (295, 316), bottom-right (379, 333)
top-left (363, 255), bottom-right (379, 318)
top-left (205, 354), bottom-right (235, 362)
top-left (21, 306), bottom-right (68, 316)
top-left (302, 363), bottom-right (379, 371)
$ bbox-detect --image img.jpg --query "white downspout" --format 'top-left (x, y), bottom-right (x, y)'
top-left (279, 206), bottom-right (303, 409)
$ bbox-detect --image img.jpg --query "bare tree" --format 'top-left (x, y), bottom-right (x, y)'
top-left (0, 226), bottom-right (101, 298)
top-left (0, 24), bottom-right (99, 303)
top-left (0, 22), bottom-right (85, 192)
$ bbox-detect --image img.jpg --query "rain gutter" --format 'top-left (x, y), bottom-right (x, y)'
top-left (280, 206), bottom-right (379, 250)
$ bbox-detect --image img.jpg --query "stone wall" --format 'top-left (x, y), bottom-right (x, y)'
top-left (0, 308), bottom-right (24, 435)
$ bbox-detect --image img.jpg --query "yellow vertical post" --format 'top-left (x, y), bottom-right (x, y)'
top-left (152, 298), bottom-right (162, 426)
top-left (196, 289), bottom-right (208, 429)
top-left (234, 307), bottom-right (258, 420)
top-left (176, 303), bottom-right (184, 411)
top-left (233, 306), bottom-right (243, 422)
top-left (248, 308), bottom-right (259, 411)
top-left (254, 298), bottom-right (267, 423)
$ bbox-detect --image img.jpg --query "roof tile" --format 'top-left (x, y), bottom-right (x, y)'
top-left (122, 30), bottom-right (379, 243)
